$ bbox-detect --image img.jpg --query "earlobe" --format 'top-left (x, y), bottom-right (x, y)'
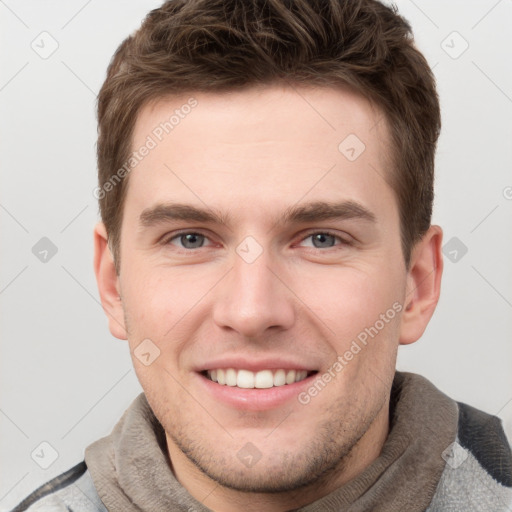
top-left (399, 225), bottom-right (443, 345)
top-left (93, 222), bottom-right (128, 340)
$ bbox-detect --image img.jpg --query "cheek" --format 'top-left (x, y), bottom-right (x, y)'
top-left (120, 264), bottom-right (224, 374)
top-left (294, 262), bottom-right (404, 404)
top-left (121, 266), bottom-right (198, 335)
top-left (297, 263), bottom-right (403, 340)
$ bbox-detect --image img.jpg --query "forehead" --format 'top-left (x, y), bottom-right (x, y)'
top-left (125, 85), bottom-right (395, 226)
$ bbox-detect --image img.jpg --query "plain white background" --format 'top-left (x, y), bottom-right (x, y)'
top-left (1, 0), bottom-right (511, 509)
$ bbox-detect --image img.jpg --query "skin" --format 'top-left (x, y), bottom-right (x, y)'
top-left (94, 84), bottom-right (443, 511)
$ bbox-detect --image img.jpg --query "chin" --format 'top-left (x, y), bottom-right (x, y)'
top-left (168, 425), bottom-right (355, 494)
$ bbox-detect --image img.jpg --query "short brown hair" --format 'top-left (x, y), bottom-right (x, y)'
top-left (97, 0), bottom-right (440, 272)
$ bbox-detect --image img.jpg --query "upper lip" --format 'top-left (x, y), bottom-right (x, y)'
top-left (195, 356), bottom-right (318, 373)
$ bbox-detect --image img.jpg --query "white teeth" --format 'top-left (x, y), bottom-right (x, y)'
top-left (254, 370), bottom-right (273, 389)
top-left (205, 368), bottom-right (311, 388)
top-left (273, 369), bottom-right (286, 386)
top-left (225, 368), bottom-right (237, 386)
top-left (285, 370), bottom-right (296, 385)
top-left (237, 369), bottom-right (255, 388)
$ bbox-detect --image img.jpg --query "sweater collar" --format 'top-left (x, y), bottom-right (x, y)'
top-left (85, 371), bottom-right (458, 511)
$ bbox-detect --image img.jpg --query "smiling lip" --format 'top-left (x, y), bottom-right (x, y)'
top-left (195, 356), bottom-right (317, 374)
top-left (195, 357), bottom-right (318, 411)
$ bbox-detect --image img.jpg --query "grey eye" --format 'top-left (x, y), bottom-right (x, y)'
top-left (178, 233), bottom-right (205, 249)
top-left (310, 233), bottom-right (337, 248)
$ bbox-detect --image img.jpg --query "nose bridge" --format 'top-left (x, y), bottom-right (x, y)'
top-left (212, 243), bottom-right (295, 337)
top-left (235, 251), bottom-right (274, 303)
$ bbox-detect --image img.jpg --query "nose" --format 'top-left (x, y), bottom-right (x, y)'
top-left (212, 247), bottom-right (296, 338)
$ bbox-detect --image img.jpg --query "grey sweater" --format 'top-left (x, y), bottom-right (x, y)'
top-left (11, 372), bottom-right (512, 511)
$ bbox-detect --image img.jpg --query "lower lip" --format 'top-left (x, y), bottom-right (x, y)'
top-left (197, 372), bottom-right (317, 411)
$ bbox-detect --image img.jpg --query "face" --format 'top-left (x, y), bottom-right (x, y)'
top-left (106, 85), bottom-right (412, 495)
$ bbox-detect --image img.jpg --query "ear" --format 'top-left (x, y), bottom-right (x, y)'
top-left (93, 222), bottom-right (128, 340)
top-left (399, 225), bottom-right (443, 345)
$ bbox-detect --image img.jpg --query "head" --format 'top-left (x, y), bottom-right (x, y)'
top-left (94, 0), bottom-right (443, 507)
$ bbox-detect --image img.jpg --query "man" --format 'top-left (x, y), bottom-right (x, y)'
top-left (13, 0), bottom-right (512, 510)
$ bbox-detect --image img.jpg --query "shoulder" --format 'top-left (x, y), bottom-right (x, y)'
top-left (456, 401), bottom-right (512, 486)
top-left (427, 401), bottom-right (512, 512)
top-left (10, 461), bottom-right (107, 512)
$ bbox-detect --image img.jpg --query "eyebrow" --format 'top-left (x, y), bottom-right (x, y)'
top-left (138, 200), bottom-right (377, 229)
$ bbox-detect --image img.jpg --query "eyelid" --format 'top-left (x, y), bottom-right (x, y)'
top-left (160, 229), bottom-right (354, 250)
top-left (161, 229), bottom-right (216, 247)
top-left (295, 229), bottom-right (354, 247)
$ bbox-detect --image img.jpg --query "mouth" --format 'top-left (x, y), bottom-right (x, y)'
top-left (202, 368), bottom-right (316, 389)
top-left (195, 357), bottom-right (320, 410)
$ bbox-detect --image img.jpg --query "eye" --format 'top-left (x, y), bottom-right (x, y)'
top-left (298, 231), bottom-right (350, 249)
top-left (166, 232), bottom-right (213, 249)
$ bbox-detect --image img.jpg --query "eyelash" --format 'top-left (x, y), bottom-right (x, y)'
top-left (160, 230), bottom-right (353, 251)
top-left (302, 231), bottom-right (353, 249)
